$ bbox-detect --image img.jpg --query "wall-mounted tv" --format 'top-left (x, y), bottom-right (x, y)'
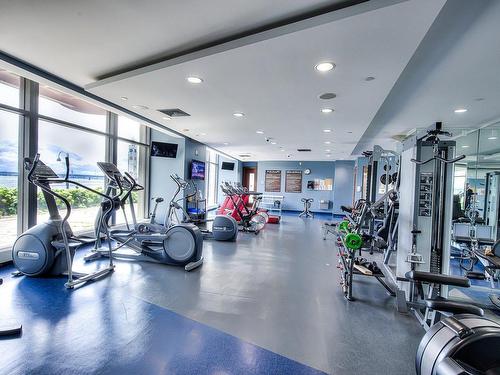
top-left (190, 160), bottom-right (206, 180)
top-left (151, 141), bottom-right (178, 158)
top-left (221, 161), bottom-right (235, 171)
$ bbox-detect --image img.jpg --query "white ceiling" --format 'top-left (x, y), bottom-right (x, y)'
top-left (354, 0), bottom-right (500, 154)
top-left (86, 0), bottom-right (445, 161)
top-left (0, 0), bottom-right (347, 86)
top-left (5, 0), bottom-right (496, 161)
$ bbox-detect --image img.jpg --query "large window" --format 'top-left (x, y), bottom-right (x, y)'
top-left (0, 73), bottom-right (151, 253)
top-left (0, 111), bottom-right (20, 249)
top-left (39, 86), bottom-right (107, 132)
top-left (115, 116), bottom-right (147, 225)
top-left (0, 69), bottom-right (20, 107)
top-left (206, 149), bottom-right (218, 208)
top-left (37, 120), bottom-right (106, 233)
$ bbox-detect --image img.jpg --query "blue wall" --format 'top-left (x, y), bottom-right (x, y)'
top-left (332, 160), bottom-right (356, 214)
top-left (185, 138), bottom-right (207, 198)
top-left (247, 160), bottom-right (354, 213)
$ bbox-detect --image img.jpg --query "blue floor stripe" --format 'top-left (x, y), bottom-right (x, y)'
top-left (0, 266), bottom-right (326, 375)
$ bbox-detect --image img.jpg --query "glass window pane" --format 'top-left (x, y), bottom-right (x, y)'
top-left (118, 116), bottom-right (142, 142)
top-left (37, 121), bottom-right (106, 233)
top-left (0, 110), bottom-right (20, 249)
top-left (39, 86), bottom-right (107, 132)
top-left (116, 140), bottom-right (145, 224)
top-left (208, 163), bottom-right (217, 206)
top-left (0, 69), bottom-right (21, 108)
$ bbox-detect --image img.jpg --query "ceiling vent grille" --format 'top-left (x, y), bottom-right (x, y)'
top-left (297, 148), bottom-right (312, 152)
top-left (239, 154), bottom-right (251, 158)
top-left (158, 108), bottom-right (190, 117)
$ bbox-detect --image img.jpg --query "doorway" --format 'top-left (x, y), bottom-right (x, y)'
top-left (243, 167), bottom-right (257, 192)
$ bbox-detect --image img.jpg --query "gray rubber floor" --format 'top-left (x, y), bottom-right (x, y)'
top-left (119, 215), bottom-right (423, 374)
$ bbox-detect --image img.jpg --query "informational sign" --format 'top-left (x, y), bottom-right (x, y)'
top-left (285, 170), bottom-right (302, 193)
top-left (313, 178), bottom-right (333, 191)
top-left (265, 170), bottom-right (282, 192)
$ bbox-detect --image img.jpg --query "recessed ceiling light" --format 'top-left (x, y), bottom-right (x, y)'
top-left (323, 129), bottom-right (332, 133)
top-left (223, 142), bottom-right (229, 145)
top-left (324, 141), bottom-right (331, 145)
top-left (271, 141), bottom-right (277, 145)
top-left (280, 149), bottom-right (285, 152)
top-left (200, 132), bottom-right (206, 136)
top-left (233, 112), bottom-right (245, 117)
top-left (319, 93), bottom-right (337, 100)
top-left (326, 154), bottom-right (332, 157)
top-left (488, 137), bottom-right (498, 140)
top-left (182, 128), bottom-right (190, 132)
top-left (256, 130), bottom-right (264, 134)
top-left (454, 108), bottom-right (468, 113)
top-left (132, 105), bottom-right (149, 110)
top-left (365, 76), bottom-right (375, 81)
top-left (462, 145), bottom-right (470, 148)
top-left (315, 62), bottom-right (335, 72)
top-left (162, 116), bottom-right (171, 120)
top-left (187, 76), bottom-right (203, 84)
top-left (321, 108), bottom-right (333, 114)
top-left (121, 96), bottom-right (128, 101)
top-left (325, 149), bottom-right (331, 152)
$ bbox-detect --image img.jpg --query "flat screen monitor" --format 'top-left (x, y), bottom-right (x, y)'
top-left (151, 141), bottom-right (178, 158)
top-left (221, 161), bottom-right (235, 171)
top-left (191, 160), bottom-right (205, 180)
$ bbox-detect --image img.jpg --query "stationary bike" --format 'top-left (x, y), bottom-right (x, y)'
top-left (220, 183), bottom-right (267, 234)
top-left (84, 162), bottom-right (203, 271)
top-left (12, 154), bottom-right (115, 288)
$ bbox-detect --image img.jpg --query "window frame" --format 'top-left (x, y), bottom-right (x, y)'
top-left (0, 75), bottom-right (151, 255)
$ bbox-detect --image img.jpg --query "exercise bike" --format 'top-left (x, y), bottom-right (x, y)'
top-left (220, 183), bottom-right (267, 234)
top-left (167, 174), bottom-right (238, 241)
top-left (12, 154), bottom-right (115, 288)
top-left (84, 162), bottom-right (203, 271)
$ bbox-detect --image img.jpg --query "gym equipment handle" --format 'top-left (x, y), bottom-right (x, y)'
top-left (411, 154), bottom-right (465, 165)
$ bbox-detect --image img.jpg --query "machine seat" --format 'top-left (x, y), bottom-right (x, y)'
top-left (405, 271), bottom-right (471, 288)
top-left (340, 205), bottom-right (353, 213)
top-left (324, 222), bottom-right (337, 227)
top-left (425, 299), bottom-right (484, 316)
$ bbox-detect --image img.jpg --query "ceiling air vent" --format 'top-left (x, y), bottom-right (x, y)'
top-left (239, 154), bottom-right (251, 158)
top-left (158, 108), bottom-right (190, 117)
top-left (297, 148), bottom-right (312, 152)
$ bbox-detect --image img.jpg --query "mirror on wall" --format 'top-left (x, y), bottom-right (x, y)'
top-left (449, 124), bottom-right (500, 308)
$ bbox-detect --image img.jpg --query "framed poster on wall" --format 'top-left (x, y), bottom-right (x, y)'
top-left (285, 170), bottom-right (302, 193)
top-left (265, 170), bottom-right (282, 192)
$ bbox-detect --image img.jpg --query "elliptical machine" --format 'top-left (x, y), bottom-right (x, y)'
top-left (84, 162), bottom-right (203, 271)
top-left (12, 154), bottom-right (115, 288)
top-left (167, 174), bottom-right (238, 241)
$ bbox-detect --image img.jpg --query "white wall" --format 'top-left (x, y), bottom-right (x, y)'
top-left (149, 130), bottom-right (185, 224)
top-left (217, 156), bottom-right (239, 204)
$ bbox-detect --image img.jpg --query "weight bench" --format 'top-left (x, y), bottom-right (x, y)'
top-left (404, 270), bottom-right (484, 329)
